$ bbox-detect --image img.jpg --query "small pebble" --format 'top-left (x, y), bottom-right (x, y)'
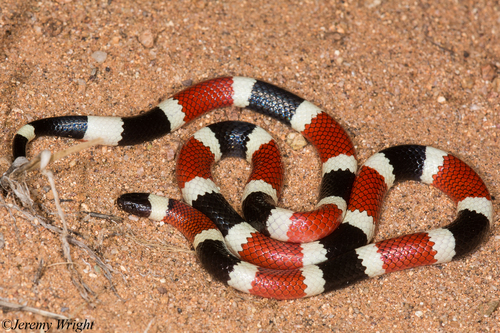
top-left (437, 96), bottom-right (446, 104)
top-left (461, 77), bottom-right (474, 89)
top-left (415, 310), bottom-right (424, 318)
top-left (91, 51), bottom-right (107, 63)
top-left (157, 286), bottom-right (168, 294)
top-left (491, 77), bottom-right (500, 93)
top-left (365, 0), bottom-right (382, 8)
top-left (480, 300), bottom-right (499, 317)
top-left (77, 79), bottom-right (86, 93)
top-left (139, 30), bottom-right (155, 48)
top-left (481, 63), bottom-right (497, 82)
top-left (46, 191), bottom-right (54, 200)
top-left (165, 147), bottom-right (176, 161)
top-left (286, 132), bottom-right (307, 150)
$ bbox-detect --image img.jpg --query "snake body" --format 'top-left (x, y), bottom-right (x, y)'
top-left (12, 77), bottom-right (493, 299)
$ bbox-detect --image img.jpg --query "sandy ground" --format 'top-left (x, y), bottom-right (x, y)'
top-left (0, 0), bottom-right (499, 332)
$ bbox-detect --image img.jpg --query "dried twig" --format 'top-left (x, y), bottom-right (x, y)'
top-left (0, 299), bottom-right (69, 320)
top-left (144, 318), bottom-right (155, 333)
top-left (0, 190), bottom-right (21, 243)
top-left (67, 237), bottom-right (122, 300)
top-left (2, 201), bottom-right (121, 296)
top-left (1, 138), bottom-right (122, 305)
top-left (82, 211), bottom-right (123, 223)
top-left (33, 258), bottom-right (45, 285)
top-left (8, 138), bottom-right (103, 176)
top-left (39, 150), bottom-right (97, 305)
